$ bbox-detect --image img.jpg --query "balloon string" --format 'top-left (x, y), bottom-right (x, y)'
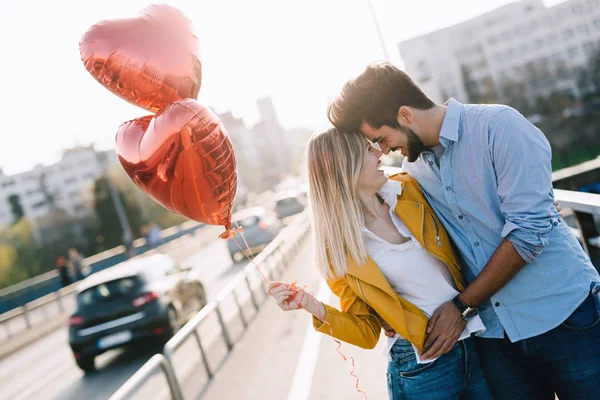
top-left (228, 222), bottom-right (269, 284)
top-left (287, 282), bottom-right (368, 400)
top-left (228, 227), bottom-right (367, 398)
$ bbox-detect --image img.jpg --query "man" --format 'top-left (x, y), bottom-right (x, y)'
top-left (328, 61), bottom-right (600, 399)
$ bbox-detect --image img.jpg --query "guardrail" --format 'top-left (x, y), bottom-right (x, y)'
top-left (0, 222), bottom-right (207, 344)
top-left (554, 189), bottom-right (600, 268)
top-left (109, 212), bottom-right (311, 400)
top-left (0, 220), bottom-right (205, 314)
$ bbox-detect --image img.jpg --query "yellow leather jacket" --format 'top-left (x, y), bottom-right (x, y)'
top-left (313, 172), bottom-right (466, 352)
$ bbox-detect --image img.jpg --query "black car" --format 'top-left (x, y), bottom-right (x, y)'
top-left (68, 254), bottom-right (207, 372)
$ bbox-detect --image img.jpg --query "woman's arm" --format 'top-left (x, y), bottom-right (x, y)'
top-left (268, 278), bottom-right (381, 349)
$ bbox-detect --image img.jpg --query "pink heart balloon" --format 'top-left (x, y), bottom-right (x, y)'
top-left (115, 99), bottom-right (237, 232)
top-left (80, 4), bottom-right (201, 113)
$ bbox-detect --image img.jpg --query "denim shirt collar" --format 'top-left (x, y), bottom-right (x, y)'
top-left (439, 98), bottom-right (463, 147)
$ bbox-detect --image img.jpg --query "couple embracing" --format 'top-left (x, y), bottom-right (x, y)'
top-left (268, 62), bottom-right (600, 400)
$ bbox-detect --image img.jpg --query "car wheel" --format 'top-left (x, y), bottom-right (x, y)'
top-left (76, 356), bottom-right (95, 373)
top-left (166, 306), bottom-right (181, 337)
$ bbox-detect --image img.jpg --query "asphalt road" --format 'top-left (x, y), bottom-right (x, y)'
top-left (0, 225), bottom-right (256, 400)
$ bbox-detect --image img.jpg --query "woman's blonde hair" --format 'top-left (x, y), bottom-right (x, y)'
top-left (306, 128), bottom-right (369, 279)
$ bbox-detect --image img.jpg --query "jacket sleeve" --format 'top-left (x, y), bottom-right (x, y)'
top-left (312, 276), bottom-right (381, 349)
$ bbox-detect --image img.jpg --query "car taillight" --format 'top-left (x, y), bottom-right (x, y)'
top-left (69, 315), bottom-right (83, 326)
top-left (258, 220), bottom-right (269, 229)
top-left (132, 291), bottom-right (160, 307)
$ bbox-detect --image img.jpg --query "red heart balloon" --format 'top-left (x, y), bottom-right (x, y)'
top-left (80, 4), bottom-right (201, 113)
top-left (115, 99), bottom-right (237, 232)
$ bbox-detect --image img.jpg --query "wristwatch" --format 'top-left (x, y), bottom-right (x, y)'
top-left (451, 295), bottom-right (479, 321)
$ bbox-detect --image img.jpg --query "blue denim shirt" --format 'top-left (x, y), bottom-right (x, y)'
top-left (402, 98), bottom-right (600, 341)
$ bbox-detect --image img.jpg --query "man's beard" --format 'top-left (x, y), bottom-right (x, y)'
top-left (401, 126), bottom-right (425, 162)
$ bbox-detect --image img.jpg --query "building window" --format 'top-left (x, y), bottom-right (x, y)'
top-left (562, 29), bottom-right (574, 40)
top-left (584, 42), bottom-right (596, 55)
top-left (534, 39), bottom-right (544, 49)
top-left (32, 201), bottom-right (45, 209)
top-left (572, 4), bottom-right (584, 14)
top-left (568, 47), bottom-right (580, 57)
top-left (577, 25), bottom-right (590, 35)
top-left (594, 18), bottom-right (600, 30)
top-left (65, 178), bottom-right (77, 184)
top-left (589, 0), bottom-right (599, 9)
top-left (1, 180), bottom-right (15, 188)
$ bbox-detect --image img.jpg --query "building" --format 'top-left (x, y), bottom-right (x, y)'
top-left (218, 96), bottom-right (308, 193)
top-left (0, 145), bottom-right (119, 241)
top-left (399, 0), bottom-right (600, 105)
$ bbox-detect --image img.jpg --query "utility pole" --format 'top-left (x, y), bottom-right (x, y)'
top-left (367, 0), bottom-right (390, 61)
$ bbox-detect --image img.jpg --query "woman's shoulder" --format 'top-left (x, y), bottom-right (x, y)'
top-left (387, 171), bottom-right (416, 184)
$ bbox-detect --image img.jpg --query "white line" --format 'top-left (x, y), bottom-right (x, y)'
top-left (11, 360), bottom-right (73, 400)
top-left (286, 280), bottom-right (330, 400)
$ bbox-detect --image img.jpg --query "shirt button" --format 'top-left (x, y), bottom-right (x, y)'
top-left (458, 215), bottom-right (464, 220)
top-left (553, 222), bottom-right (558, 226)
top-left (474, 242), bottom-right (480, 247)
top-left (445, 186), bottom-right (451, 191)
top-left (495, 302), bottom-right (500, 307)
top-left (429, 161), bottom-right (433, 166)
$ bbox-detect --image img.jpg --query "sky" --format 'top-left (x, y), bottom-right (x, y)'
top-left (0, 0), bottom-right (567, 175)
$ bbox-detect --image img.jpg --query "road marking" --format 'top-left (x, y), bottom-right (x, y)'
top-left (286, 280), bottom-right (329, 400)
top-left (11, 360), bottom-right (73, 400)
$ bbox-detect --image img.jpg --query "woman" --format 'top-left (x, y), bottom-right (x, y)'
top-left (267, 128), bottom-right (493, 399)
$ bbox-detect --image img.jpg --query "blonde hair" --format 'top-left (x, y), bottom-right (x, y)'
top-left (306, 128), bottom-right (369, 279)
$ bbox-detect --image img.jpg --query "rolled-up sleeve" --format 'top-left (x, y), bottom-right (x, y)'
top-left (491, 108), bottom-right (554, 263)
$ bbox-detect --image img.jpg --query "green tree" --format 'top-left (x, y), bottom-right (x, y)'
top-left (7, 194), bottom-right (24, 223)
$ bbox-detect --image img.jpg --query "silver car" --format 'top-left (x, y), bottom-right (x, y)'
top-left (227, 207), bottom-right (281, 262)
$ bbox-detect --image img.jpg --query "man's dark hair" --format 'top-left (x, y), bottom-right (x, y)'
top-left (328, 62), bottom-right (435, 133)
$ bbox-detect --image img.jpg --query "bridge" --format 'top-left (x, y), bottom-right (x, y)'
top-left (1, 175), bottom-right (599, 400)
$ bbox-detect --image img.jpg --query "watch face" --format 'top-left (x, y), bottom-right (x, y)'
top-left (464, 308), bottom-right (478, 320)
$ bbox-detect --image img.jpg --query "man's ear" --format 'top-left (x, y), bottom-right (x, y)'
top-left (397, 106), bottom-right (413, 125)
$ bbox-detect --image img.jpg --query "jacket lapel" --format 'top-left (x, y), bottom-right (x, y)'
top-left (346, 256), bottom-right (398, 299)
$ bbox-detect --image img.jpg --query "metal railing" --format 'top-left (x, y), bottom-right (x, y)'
top-left (109, 213), bottom-right (311, 400)
top-left (555, 189), bottom-right (600, 268)
top-left (0, 221), bottom-right (207, 344)
top-left (0, 220), bottom-right (205, 314)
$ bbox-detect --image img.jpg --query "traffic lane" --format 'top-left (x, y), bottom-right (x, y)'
top-left (0, 233), bottom-right (250, 400)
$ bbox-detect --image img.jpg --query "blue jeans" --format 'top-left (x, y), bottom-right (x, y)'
top-left (475, 291), bottom-right (600, 400)
top-left (386, 337), bottom-right (493, 400)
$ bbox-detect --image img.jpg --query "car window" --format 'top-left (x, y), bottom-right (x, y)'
top-left (78, 277), bottom-right (139, 306)
top-left (276, 198), bottom-right (298, 207)
top-left (235, 216), bottom-right (260, 228)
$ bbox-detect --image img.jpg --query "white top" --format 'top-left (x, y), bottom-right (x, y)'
top-left (364, 180), bottom-right (485, 364)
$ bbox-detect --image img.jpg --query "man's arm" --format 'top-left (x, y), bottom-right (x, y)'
top-left (421, 108), bottom-right (554, 360)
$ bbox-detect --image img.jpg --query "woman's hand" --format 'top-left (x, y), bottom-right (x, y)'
top-left (267, 281), bottom-right (307, 311)
top-left (267, 281), bottom-right (327, 321)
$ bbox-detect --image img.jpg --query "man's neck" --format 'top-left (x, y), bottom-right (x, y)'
top-left (418, 104), bottom-right (447, 147)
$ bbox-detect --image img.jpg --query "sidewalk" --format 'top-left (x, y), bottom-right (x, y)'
top-left (200, 244), bottom-right (388, 400)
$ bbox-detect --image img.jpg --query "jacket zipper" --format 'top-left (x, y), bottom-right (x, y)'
top-left (429, 211), bottom-right (442, 247)
top-left (419, 204), bottom-right (462, 286)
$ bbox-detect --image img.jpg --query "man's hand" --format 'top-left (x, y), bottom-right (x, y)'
top-left (378, 315), bottom-right (396, 338)
top-left (421, 301), bottom-right (466, 361)
top-left (554, 199), bottom-right (562, 213)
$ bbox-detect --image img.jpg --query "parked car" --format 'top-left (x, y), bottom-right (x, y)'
top-left (227, 206), bottom-right (281, 262)
top-left (68, 254), bottom-right (206, 373)
top-left (274, 191), bottom-right (305, 221)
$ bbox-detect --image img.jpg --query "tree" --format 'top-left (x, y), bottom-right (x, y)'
top-left (7, 194), bottom-right (24, 223)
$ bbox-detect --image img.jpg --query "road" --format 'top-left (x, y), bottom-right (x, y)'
top-left (0, 225), bottom-right (254, 400)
